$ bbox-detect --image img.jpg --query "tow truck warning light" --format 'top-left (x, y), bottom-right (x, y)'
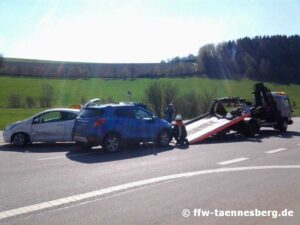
top-left (272, 92), bottom-right (286, 95)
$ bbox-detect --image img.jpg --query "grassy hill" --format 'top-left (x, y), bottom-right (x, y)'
top-left (0, 76), bottom-right (299, 129)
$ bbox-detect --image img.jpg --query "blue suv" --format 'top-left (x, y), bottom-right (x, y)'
top-left (73, 104), bottom-right (172, 152)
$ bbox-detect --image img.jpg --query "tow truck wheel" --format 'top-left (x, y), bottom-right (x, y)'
top-left (277, 119), bottom-right (288, 133)
top-left (241, 120), bottom-right (259, 137)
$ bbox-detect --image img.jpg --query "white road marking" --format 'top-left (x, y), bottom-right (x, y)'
top-left (217, 157), bottom-right (248, 166)
top-left (2, 165), bottom-right (299, 220)
top-left (265, 148), bottom-right (287, 154)
top-left (38, 152), bottom-right (96, 161)
top-left (38, 156), bottom-right (67, 160)
top-left (297, 144), bottom-right (300, 146)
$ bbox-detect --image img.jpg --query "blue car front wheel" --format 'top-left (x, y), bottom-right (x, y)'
top-left (157, 130), bottom-right (170, 147)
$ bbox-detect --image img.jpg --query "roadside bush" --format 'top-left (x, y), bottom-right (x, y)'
top-left (174, 88), bottom-right (216, 119)
top-left (80, 97), bottom-right (87, 105)
top-left (39, 97), bottom-right (49, 108)
top-left (199, 88), bottom-right (217, 114)
top-left (25, 96), bottom-right (36, 108)
top-left (144, 81), bottom-right (178, 117)
top-left (39, 83), bottom-right (54, 107)
top-left (144, 81), bottom-right (216, 119)
top-left (8, 94), bottom-right (22, 108)
top-left (174, 91), bottom-right (202, 118)
top-left (103, 97), bottom-right (115, 104)
top-left (144, 81), bottom-right (163, 117)
top-left (163, 83), bottom-right (177, 106)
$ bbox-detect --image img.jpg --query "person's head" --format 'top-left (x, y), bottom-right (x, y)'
top-left (175, 114), bottom-right (182, 121)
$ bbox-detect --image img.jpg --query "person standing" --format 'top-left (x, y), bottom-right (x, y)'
top-left (165, 103), bottom-right (174, 123)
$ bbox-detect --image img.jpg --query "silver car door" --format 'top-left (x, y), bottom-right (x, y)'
top-left (61, 112), bottom-right (78, 141)
top-left (31, 111), bottom-right (65, 142)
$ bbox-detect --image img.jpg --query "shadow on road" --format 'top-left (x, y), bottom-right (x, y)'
top-left (199, 130), bottom-right (300, 145)
top-left (258, 130), bottom-right (300, 138)
top-left (0, 143), bottom-right (76, 153)
top-left (0, 141), bottom-right (179, 163)
top-left (66, 144), bottom-right (175, 164)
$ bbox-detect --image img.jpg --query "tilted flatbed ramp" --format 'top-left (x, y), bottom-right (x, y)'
top-left (186, 114), bottom-right (248, 144)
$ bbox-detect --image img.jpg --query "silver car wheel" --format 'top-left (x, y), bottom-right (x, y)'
top-left (13, 133), bottom-right (27, 147)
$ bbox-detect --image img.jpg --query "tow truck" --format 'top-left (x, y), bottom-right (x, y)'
top-left (186, 83), bottom-right (293, 144)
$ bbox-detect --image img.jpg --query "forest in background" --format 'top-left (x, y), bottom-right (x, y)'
top-left (169, 35), bottom-right (300, 83)
top-left (0, 35), bottom-right (299, 83)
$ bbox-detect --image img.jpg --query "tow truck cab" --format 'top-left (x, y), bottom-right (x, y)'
top-left (271, 92), bottom-right (293, 125)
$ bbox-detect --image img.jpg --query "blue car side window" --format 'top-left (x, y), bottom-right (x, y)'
top-left (134, 108), bottom-right (152, 119)
top-left (114, 108), bottom-right (135, 119)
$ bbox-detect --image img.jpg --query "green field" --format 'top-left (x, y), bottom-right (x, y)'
top-left (0, 76), bottom-right (299, 129)
top-left (0, 108), bottom-right (44, 130)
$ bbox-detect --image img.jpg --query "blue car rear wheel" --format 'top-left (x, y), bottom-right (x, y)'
top-left (103, 133), bottom-right (121, 153)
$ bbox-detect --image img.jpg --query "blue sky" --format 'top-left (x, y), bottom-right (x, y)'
top-left (0, 0), bottom-right (299, 63)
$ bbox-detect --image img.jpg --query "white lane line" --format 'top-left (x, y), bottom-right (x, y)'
top-left (3, 165), bottom-right (299, 220)
top-left (265, 148), bottom-right (287, 154)
top-left (217, 157), bottom-right (248, 166)
top-left (38, 152), bottom-right (96, 161)
top-left (297, 144), bottom-right (300, 146)
top-left (38, 156), bottom-right (66, 161)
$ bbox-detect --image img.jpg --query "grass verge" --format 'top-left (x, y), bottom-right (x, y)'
top-left (0, 76), bottom-right (299, 129)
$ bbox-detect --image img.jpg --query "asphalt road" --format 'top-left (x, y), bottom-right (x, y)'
top-left (0, 118), bottom-right (300, 225)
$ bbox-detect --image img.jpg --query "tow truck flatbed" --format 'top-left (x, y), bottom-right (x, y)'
top-left (186, 114), bottom-right (248, 144)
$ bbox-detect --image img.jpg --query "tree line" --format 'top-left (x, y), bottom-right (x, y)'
top-left (1, 35), bottom-right (299, 83)
top-left (0, 59), bottom-right (197, 79)
top-left (172, 35), bottom-right (300, 83)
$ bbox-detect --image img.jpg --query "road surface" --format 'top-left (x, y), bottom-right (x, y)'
top-left (0, 118), bottom-right (300, 225)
